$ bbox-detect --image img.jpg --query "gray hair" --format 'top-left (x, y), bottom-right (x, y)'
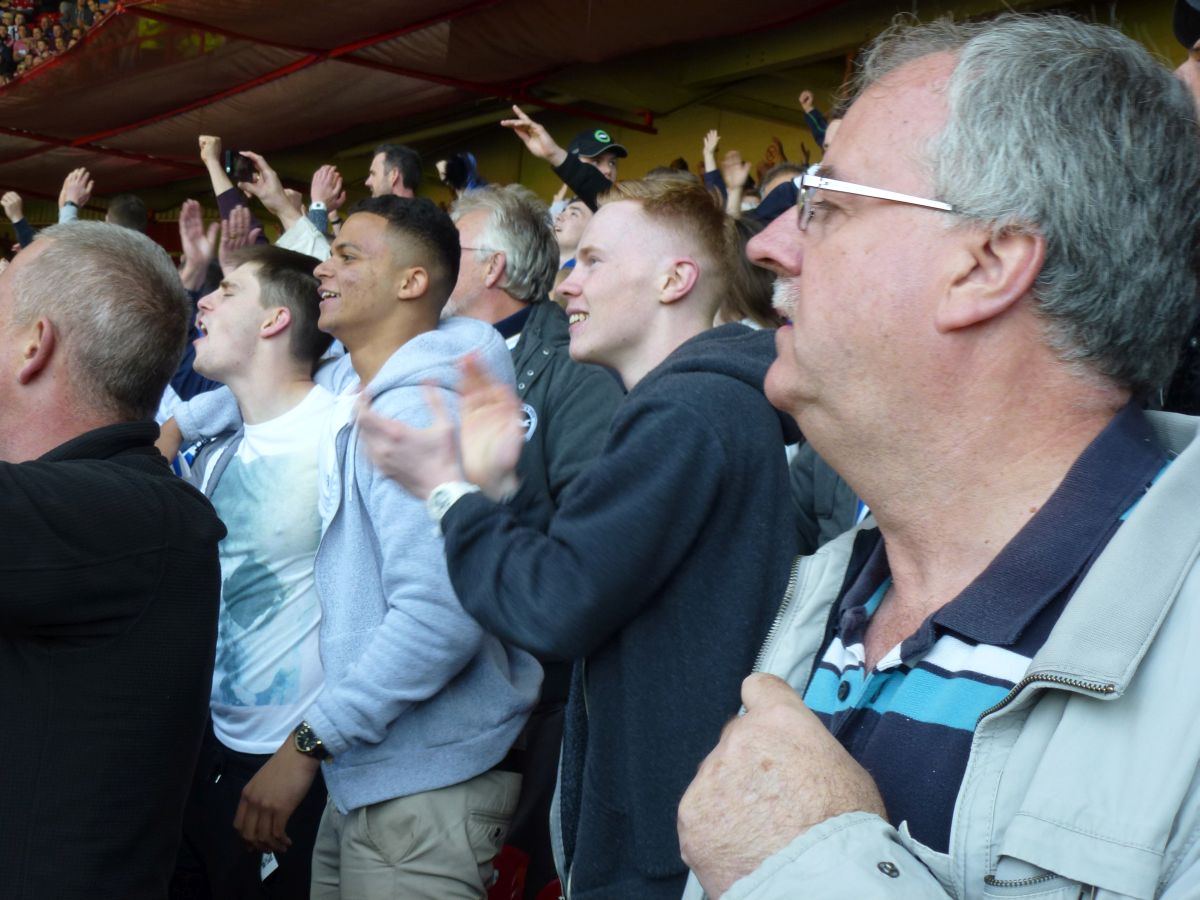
top-left (14, 222), bottom-right (190, 420)
top-left (450, 184), bottom-right (558, 303)
top-left (851, 14), bottom-right (1200, 394)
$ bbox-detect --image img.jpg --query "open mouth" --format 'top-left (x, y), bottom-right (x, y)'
top-left (568, 312), bottom-right (588, 326)
top-left (319, 289), bottom-right (340, 303)
top-left (194, 316), bottom-right (208, 336)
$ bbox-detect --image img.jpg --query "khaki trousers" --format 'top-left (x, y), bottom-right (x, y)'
top-left (310, 769), bottom-right (521, 900)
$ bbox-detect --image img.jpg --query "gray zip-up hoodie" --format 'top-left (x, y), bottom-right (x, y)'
top-left (176, 317), bottom-right (542, 813)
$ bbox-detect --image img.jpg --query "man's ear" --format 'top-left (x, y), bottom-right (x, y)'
top-left (657, 258), bottom-right (701, 306)
top-left (17, 317), bottom-right (55, 385)
top-left (483, 251), bottom-right (507, 291)
top-left (936, 227), bottom-right (1045, 333)
top-left (260, 306), bottom-right (292, 339)
top-left (396, 265), bottom-right (430, 301)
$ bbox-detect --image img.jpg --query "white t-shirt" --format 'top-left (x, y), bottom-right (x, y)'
top-left (205, 385), bottom-right (335, 754)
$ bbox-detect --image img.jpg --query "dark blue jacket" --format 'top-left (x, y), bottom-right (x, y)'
top-left (442, 324), bottom-right (800, 899)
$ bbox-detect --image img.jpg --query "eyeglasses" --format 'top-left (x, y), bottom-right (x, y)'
top-left (793, 172), bottom-right (953, 232)
top-left (459, 245), bottom-right (495, 254)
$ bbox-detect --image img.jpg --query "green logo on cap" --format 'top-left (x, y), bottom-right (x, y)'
top-left (594, 129), bottom-right (611, 143)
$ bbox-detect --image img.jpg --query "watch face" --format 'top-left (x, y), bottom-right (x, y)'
top-left (296, 722), bottom-right (320, 754)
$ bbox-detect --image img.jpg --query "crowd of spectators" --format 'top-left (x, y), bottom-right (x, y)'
top-left (0, 0), bottom-right (111, 83)
top-left (3, 5), bottom-right (1200, 900)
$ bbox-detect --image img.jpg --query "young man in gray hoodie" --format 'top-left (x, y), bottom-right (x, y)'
top-left (174, 196), bottom-right (541, 899)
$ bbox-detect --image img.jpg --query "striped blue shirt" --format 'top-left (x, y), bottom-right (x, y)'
top-left (804, 404), bottom-right (1171, 853)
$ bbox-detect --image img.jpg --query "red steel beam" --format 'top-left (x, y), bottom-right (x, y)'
top-left (0, 123), bottom-right (204, 172)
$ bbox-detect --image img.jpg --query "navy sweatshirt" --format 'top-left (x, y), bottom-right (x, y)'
top-left (442, 324), bottom-right (800, 900)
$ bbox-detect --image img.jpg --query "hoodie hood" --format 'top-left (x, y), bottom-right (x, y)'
top-left (639, 323), bottom-right (802, 444)
top-left (366, 315), bottom-right (515, 398)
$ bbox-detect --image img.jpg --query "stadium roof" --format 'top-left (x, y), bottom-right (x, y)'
top-left (0, 0), bottom-right (844, 199)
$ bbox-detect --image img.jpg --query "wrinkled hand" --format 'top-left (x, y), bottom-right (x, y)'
top-left (218, 205), bottom-right (261, 275)
top-left (178, 198), bottom-right (217, 289)
top-left (198, 134), bottom-right (223, 166)
top-left (1, 191), bottom-right (24, 223)
top-left (678, 674), bottom-right (886, 899)
top-left (500, 105), bottom-right (567, 166)
top-left (59, 167), bottom-right (93, 208)
top-left (310, 164), bottom-right (345, 210)
top-left (233, 738), bottom-right (320, 854)
top-left (799, 90), bottom-right (814, 113)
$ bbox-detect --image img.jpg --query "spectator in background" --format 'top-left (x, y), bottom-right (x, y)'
top-left (105, 194), bottom-right (147, 232)
top-left (715, 217), bottom-right (782, 330)
top-left (364, 142), bottom-right (420, 199)
top-left (502, 105), bottom-right (627, 211)
top-left (435, 151), bottom-right (487, 200)
top-left (550, 197), bottom-right (591, 306)
top-left (798, 90), bottom-right (828, 148)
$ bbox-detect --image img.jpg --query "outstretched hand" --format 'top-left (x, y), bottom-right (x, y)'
top-left (178, 199), bottom-right (217, 289)
top-left (60, 167), bottom-right (93, 208)
top-left (1, 191), bottom-right (24, 223)
top-left (218, 205), bottom-right (262, 275)
top-left (500, 105), bottom-right (567, 167)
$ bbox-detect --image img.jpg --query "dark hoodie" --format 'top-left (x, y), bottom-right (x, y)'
top-left (442, 323), bottom-right (801, 900)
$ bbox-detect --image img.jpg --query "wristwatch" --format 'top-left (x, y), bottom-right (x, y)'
top-left (294, 720), bottom-right (331, 761)
top-left (426, 481), bottom-right (481, 525)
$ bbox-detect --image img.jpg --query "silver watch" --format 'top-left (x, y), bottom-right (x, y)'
top-left (426, 481), bottom-right (481, 525)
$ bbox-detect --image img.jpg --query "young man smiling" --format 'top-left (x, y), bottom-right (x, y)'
top-left (357, 179), bottom-right (799, 899)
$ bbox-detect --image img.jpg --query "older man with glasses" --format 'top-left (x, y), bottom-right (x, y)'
top-left (679, 13), bottom-right (1200, 900)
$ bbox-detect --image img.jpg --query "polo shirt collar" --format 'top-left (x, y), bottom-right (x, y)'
top-left (931, 403), bottom-right (1167, 646)
top-left (836, 403), bottom-right (1168, 650)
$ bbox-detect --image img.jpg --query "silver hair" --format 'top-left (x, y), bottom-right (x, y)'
top-left (13, 221), bottom-right (190, 420)
top-left (450, 184), bottom-right (558, 302)
top-left (851, 13), bottom-right (1200, 394)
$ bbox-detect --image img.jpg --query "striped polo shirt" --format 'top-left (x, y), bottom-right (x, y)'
top-left (804, 404), bottom-right (1170, 853)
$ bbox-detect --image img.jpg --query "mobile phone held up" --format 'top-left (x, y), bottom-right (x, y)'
top-left (224, 150), bottom-right (258, 185)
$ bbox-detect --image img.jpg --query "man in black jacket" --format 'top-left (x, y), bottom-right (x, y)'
top-left (358, 179), bottom-right (799, 899)
top-left (0, 222), bottom-right (225, 899)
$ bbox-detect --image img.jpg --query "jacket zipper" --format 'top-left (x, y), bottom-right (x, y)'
top-left (983, 872), bottom-right (1059, 888)
top-left (751, 556), bottom-right (804, 673)
top-left (976, 673), bottom-right (1116, 725)
top-left (978, 676), bottom-right (1112, 896)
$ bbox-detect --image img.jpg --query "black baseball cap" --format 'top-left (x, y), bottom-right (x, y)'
top-left (567, 128), bottom-right (628, 160)
top-left (1176, 0), bottom-right (1200, 49)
